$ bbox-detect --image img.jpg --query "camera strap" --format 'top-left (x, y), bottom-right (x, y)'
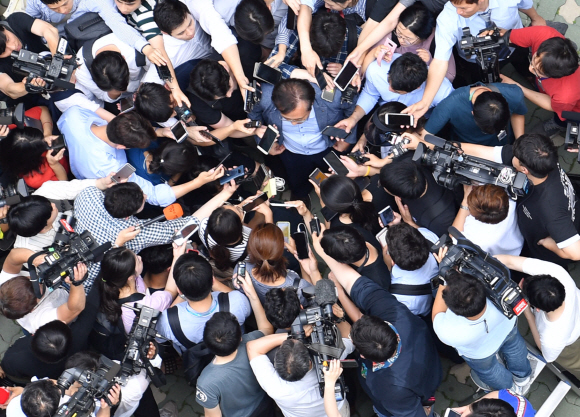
top-left (48, 198), bottom-right (74, 213)
top-left (308, 342), bottom-right (344, 359)
top-left (389, 283), bottom-right (432, 296)
top-left (27, 249), bottom-right (51, 299)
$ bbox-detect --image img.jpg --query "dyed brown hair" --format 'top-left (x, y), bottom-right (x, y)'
top-left (467, 184), bottom-right (509, 224)
top-left (0, 276), bottom-right (38, 319)
top-left (247, 223), bottom-right (287, 283)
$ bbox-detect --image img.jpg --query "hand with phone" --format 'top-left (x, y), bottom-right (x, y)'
top-left (394, 196), bottom-right (419, 228)
top-left (184, 125), bottom-right (214, 144)
top-left (232, 119), bottom-right (258, 136)
top-left (46, 147), bottom-right (66, 167)
top-left (333, 117), bottom-right (357, 135)
top-left (301, 47), bottom-right (323, 78)
top-left (196, 166), bottom-right (226, 185)
top-left (325, 63), bottom-right (342, 78)
top-left (338, 155), bottom-right (369, 178)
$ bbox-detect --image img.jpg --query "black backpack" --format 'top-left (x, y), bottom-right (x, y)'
top-left (64, 12), bottom-right (112, 52)
top-left (167, 292), bottom-right (230, 386)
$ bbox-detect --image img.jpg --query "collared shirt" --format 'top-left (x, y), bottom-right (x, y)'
top-left (271, 26), bottom-right (362, 79)
top-left (183, 0), bottom-right (238, 54)
top-left (26, 0), bottom-right (148, 51)
top-left (281, 108), bottom-right (327, 155)
top-left (56, 106), bottom-right (177, 207)
top-left (434, 0), bottom-right (531, 62)
top-left (123, 0), bottom-right (161, 41)
top-left (357, 54), bottom-right (455, 115)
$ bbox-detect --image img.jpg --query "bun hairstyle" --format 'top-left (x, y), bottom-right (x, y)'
top-left (148, 141), bottom-right (198, 176)
top-left (247, 223), bottom-right (287, 283)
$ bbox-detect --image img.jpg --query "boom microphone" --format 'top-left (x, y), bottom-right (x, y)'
top-left (139, 203), bottom-right (183, 228)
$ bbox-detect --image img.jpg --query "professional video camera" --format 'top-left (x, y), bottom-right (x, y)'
top-left (460, 27), bottom-right (509, 83)
top-left (174, 103), bottom-right (193, 124)
top-left (562, 111), bottom-right (580, 162)
top-left (244, 80), bottom-right (262, 113)
top-left (412, 135), bottom-right (529, 200)
top-left (55, 355), bottom-right (121, 417)
top-left (27, 218), bottom-right (111, 298)
top-left (290, 279), bottom-right (347, 400)
top-left (0, 103), bottom-right (45, 133)
top-left (431, 226), bottom-right (529, 318)
top-left (119, 304), bottom-right (166, 387)
top-left (11, 37), bottom-right (78, 93)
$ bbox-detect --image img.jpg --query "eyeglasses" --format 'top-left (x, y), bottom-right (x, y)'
top-left (281, 114), bottom-right (309, 124)
top-left (528, 52), bottom-right (548, 90)
top-left (394, 26), bottom-right (419, 45)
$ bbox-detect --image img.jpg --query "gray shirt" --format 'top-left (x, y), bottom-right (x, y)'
top-left (195, 331), bottom-right (266, 416)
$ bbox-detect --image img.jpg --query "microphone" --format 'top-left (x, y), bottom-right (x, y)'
top-left (0, 195), bottom-right (21, 208)
top-left (315, 279), bottom-right (338, 307)
top-left (90, 242), bottom-right (113, 263)
top-left (139, 203), bottom-right (183, 228)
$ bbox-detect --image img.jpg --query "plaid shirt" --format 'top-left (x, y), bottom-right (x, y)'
top-left (74, 187), bottom-right (196, 292)
top-left (271, 25), bottom-right (363, 79)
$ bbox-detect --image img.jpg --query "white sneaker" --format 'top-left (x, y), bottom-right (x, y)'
top-left (159, 400), bottom-right (178, 417)
top-left (511, 375), bottom-right (532, 396)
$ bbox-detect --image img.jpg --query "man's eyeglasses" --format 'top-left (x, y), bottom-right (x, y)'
top-left (281, 115), bottom-right (309, 124)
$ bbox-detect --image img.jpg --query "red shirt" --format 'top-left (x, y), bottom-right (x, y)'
top-left (510, 26), bottom-right (580, 120)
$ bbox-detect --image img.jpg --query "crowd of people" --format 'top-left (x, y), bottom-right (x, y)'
top-left (0, 0), bottom-right (579, 416)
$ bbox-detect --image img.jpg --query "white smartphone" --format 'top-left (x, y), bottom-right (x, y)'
top-left (376, 228), bottom-right (388, 247)
top-left (334, 61), bottom-right (359, 91)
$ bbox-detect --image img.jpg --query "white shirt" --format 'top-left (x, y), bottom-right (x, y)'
top-left (183, 0), bottom-right (238, 54)
top-left (524, 258), bottom-right (580, 362)
top-left (17, 287), bottom-right (69, 334)
top-left (463, 199), bottom-right (524, 255)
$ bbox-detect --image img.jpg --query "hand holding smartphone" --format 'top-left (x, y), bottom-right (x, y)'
top-left (258, 125), bottom-right (279, 155)
top-left (333, 61), bottom-right (359, 91)
top-left (379, 205), bottom-right (394, 226)
top-left (376, 36), bottom-right (397, 66)
top-left (172, 222), bottom-right (199, 246)
top-left (112, 163), bottom-right (136, 183)
top-left (171, 121), bottom-right (188, 143)
top-left (323, 151), bottom-right (349, 176)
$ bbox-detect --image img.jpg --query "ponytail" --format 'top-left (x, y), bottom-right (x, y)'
top-left (97, 247), bottom-right (137, 323)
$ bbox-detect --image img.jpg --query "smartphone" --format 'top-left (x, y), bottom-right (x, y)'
top-left (286, 7), bottom-right (297, 30)
top-left (253, 63), bottom-right (282, 85)
top-left (321, 205), bottom-right (338, 222)
top-left (220, 165), bottom-right (245, 185)
top-left (199, 129), bottom-right (223, 147)
top-left (156, 64), bottom-right (172, 82)
top-left (277, 221), bottom-right (291, 241)
top-left (253, 164), bottom-right (268, 189)
top-left (119, 97), bottom-right (134, 114)
top-left (309, 215), bottom-right (321, 235)
top-left (242, 192), bottom-right (268, 212)
top-left (292, 231), bottom-right (310, 259)
top-left (384, 113), bottom-right (414, 127)
top-left (236, 262), bottom-right (246, 286)
top-left (334, 61), bottom-right (359, 91)
top-left (315, 67), bottom-right (328, 91)
top-left (213, 152), bottom-right (233, 171)
top-left (112, 163), bottom-right (136, 183)
top-left (49, 135), bottom-right (66, 156)
top-left (323, 151), bottom-right (349, 176)
top-left (444, 409), bottom-right (462, 417)
top-left (245, 120), bottom-right (262, 128)
top-left (171, 121), bottom-right (188, 143)
top-left (354, 176), bottom-right (371, 190)
top-left (172, 223), bottom-right (199, 246)
top-left (309, 168), bottom-right (328, 186)
top-left (321, 88), bottom-right (335, 102)
top-left (258, 125), bottom-right (279, 155)
top-left (321, 126), bottom-right (348, 140)
top-left (376, 36), bottom-right (397, 66)
top-left (269, 201), bottom-right (298, 207)
top-left (376, 227), bottom-right (388, 247)
top-left (379, 205), bottom-right (394, 226)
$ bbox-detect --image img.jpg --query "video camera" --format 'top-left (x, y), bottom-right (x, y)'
top-left (244, 80), bottom-right (262, 113)
top-left (174, 103), bottom-right (193, 125)
top-left (0, 103), bottom-right (45, 134)
top-left (12, 37), bottom-right (78, 93)
top-left (431, 226), bottom-right (529, 318)
top-left (119, 304), bottom-right (167, 387)
top-left (290, 279), bottom-right (347, 400)
top-left (460, 27), bottom-right (509, 83)
top-left (562, 111), bottom-right (580, 162)
top-left (55, 355), bottom-right (121, 417)
top-left (27, 218), bottom-right (111, 298)
top-left (412, 135), bottom-right (529, 200)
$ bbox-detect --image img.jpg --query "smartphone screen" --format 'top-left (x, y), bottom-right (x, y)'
top-left (120, 98), bottom-right (134, 113)
top-left (254, 63), bottom-right (282, 85)
top-left (323, 151), bottom-right (349, 176)
top-left (334, 62), bottom-right (358, 91)
top-left (321, 126), bottom-right (348, 139)
top-left (321, 88), bottom-right (335, 102)
top-left (309, 168), bottom-right (328, 186)
top-left (220, 166), bottom-right (245, 185)
top-left (277, 221), bottom-right (291, 239)
top-left (315, 67), bottom-right (328, 91)
top-left (379, 205), bottom-right (394, 225)
top-left (242, 192), bottom-right (268, 212)
top-left (173, 223), bottom-right (199, 245)
top-left (50, 135), bottom-right (66, 156)
top-left (292, 231), bottom-right (309, 259)
top-left (112, 163), bottom-right (136, 183)
top-left (258, 125), bottom-right (278, 155)
top-left (321, 206), bottom-right (338, 222)
top-left (286, 8), bottom-right (297, 30)
top-left (385, 113), bottom-right (413, 126)
top-left (171, 121), bottom-right (188, 143)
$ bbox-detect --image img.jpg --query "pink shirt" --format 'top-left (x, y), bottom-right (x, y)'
top-left (121, 276), bottom-right (173, 334)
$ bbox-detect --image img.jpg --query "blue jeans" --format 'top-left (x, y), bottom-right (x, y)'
top-left (462, 324), bottom-right (531, 390)
top-left (374, 406), bottom-right (434, 417)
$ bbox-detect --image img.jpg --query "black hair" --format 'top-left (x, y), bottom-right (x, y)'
top-left (31, 320), bottom-right (72, 363)
top-left (364, 101), bottom-right (426, 146)
top-left (0, 127), bottom-right (49, 179)
top-left (104, 182), bottom-right (145, 218)
top-left (153, 0), bottom-right (190, 34)
top-left (523, 274), bottom-right (566, 312)
top-left (21, 380), bottom-right (61, 417)
top-left (398, 3), bottom-right (435, 40)
top-left (7, 195), bottom-right (53, 237)
top-left (40, 0), bottom-right (62, 3)
top-left (64, 351), bottom-right (100, 371)
top-left (320, 175), bottom-right (379, 232)
top-left (512, 133), bottom-right (558, 178)
top-left (106, 111), bottom-right (155, 149)
top-left (442, 270), bottom-right (487, 317)
top-left (190, 59), bottom-right (231, 101)
top-left (350, 315), bottom-right (398, 362)
top-left (207, 206), bottom-right (244, 271)
top-left (173, 252), bottom-right (214, 301)
top-left (274, 339), bottom-right (311, 381)
top-left (90, 51), bottom-right (130, 92)
top-left (537, 37), bottom-right (579, 79)
top-left (203, 312), bottom-right (243, 356)
top-left (134, 82), bottom-right (174, 123)
top-left (139, 244), bottom-right (173, 274)
top-left (386, 223), bottom-right (430, 270)
top-left (0, 26), bottom-right (8, 56)
top-left (264, 288), bottom-right (301, 329)
top-left (388, 52), bottom-right (428, 93)
top-left (320, 225), bottom-right (367, 264)
top-left (470, 398), bottom-right (517, 417)
top-left (234, 0), bottom-right (275, 44)
top-left (310, 13), bottom-right (346, 58)
top-left (148, 141), bottom-right (198, 176)
top-left (380, 159), bottom-right (426, 199)
top-left (472, 91), bottom-right (510, 135)
top-left (272, 79), bottom-right (315, 114)
top-left (98, 247), bottom-right (137, 323)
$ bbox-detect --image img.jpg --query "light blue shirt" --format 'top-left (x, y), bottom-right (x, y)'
top-left (56, 106), bottom-right (176, 207)
top-left (357, 54), bottom-right (454, 115)
top-left (281, 108), bottom-right (327, 155)
top-left (26, 0), bottom-right (148, 52)
top-left (434, 0), bottom-right (531, 62)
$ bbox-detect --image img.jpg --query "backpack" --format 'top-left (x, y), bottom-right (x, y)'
top-left (167, 292), bottom-right (230, 386)
top-left (64, 12), bottom-right (112, 52)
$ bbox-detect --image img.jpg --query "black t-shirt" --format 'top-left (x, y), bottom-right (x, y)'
top-left (0, 12), bottom-right (49, 82)
top-left (330, 217), bottom-right (382, 252)
top-left (501, 146), bottom-right (580, 266)
top-left (359, 256), bottom-right (391, 290)
top-left (368, 0), bottom-right (448, 22)
top-left (186, 88), bottom-right (246, 126)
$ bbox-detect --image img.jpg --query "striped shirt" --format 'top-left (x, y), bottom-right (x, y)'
top-left (198, 217), bottom-right (251, 263)
top-left (124, 0), bottom-right (161, 41)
